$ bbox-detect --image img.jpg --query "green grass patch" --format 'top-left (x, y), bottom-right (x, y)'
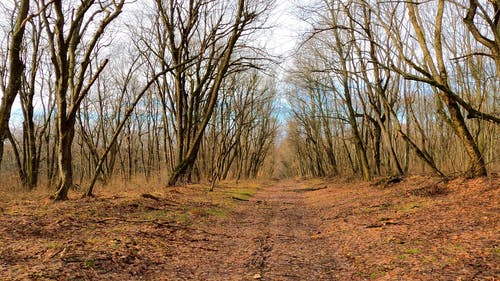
top-left (188, 206), bottom-right (228, 218)
top-left (356, 269), bottom-right (386, 279)
top-left (227, 188), bottom-right (256, 201)
top-left (133, 209), bottom-right (169, 220)
top-left (46, 241), bottom-right (61, 249)
top-left (84, 259), bottom-right (95, 268)
top-left (205, 207), bottom-right (228, 218)
top-left (422, 255), bottom-right (438, 264)
top-left (172, 212), bottom-right (191, 224)
top-left (397, 201), bottom-right (430, 213)
top-left (397, 248), bottom-right (425, 261)
top-left (369, 271), bottom-right (385, 279)
top-left (403, 248), bottom-right (422, 255)
top-left (491, 247), bottom-right (500, 257)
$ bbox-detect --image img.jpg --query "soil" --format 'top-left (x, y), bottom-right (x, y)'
top-left (0, 176), bottom-right (498, 280)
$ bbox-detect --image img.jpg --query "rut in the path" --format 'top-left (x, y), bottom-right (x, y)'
top-left (144, 181), bottom-right (344, 280)
top-left (238, 182), bottom-right (339, 281)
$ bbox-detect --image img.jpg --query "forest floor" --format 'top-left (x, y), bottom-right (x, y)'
top-left (0, 175), bottom-right (498, 280)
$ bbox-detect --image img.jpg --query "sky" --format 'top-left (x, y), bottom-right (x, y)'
top-left (266, 0), bottom-right (311, 122)
top-left (267, 0), bottom-right (309, 67)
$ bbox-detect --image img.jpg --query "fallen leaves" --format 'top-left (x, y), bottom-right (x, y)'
top-left (0, 176), bottom-right (497, 280)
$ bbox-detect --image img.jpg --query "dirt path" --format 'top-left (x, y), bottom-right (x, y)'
top-left (1, 177), bottom-right (498, 280)
top-left (161, 178), bottom-right (499, 280)
top-left (0, 180), bottom-right (344, 281)
top-left (159, 180), bottom-right (339, 280)
top-left (235, 181), bottom-right (337, 280)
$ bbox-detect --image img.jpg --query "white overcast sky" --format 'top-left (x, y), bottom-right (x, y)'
top-left (263, 0), bottom-right (313, 81)
top-left (267, 0), bottom-right (307, 61)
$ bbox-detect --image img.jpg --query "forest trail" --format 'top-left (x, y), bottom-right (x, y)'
top-left (218, 181), bottom-right (338, 280)
top-left (0, 177), bottom-right (498, 280)
top-left (151, 180), bottom-right (340, 280)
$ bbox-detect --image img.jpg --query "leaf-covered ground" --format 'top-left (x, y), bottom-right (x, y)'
top-left (0, 176), bottom-right (498, 280)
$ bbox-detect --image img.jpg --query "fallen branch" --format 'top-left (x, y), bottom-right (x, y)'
top-left (141, 193), bottom-right (160, 201)
top-left (291, 185), bottom-right (328, 193)
top-left (231, 196), bottom-right (250, 201)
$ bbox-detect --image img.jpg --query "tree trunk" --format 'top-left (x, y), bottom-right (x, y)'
top-left (442, 93), bottom-right (487, 177)
top-left (0, 0), bottom-right (30, 167)
top-left (168, 141), bottom-right (201, 186)
top-left (398, 129), bottom-right (445, 177)
top-left (52, 120), bottom-right (75, 200)
top-left (22, 108), bottom-right (39, 189)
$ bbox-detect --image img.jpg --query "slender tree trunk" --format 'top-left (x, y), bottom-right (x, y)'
top-left (22, 106), bottom-right (39, 189)
top-left (373, 123), bottom-right (382, 175)
top-left (7, 129), bottom-right (25, 185)
top-left (398, 129), bottom-right (445, 177)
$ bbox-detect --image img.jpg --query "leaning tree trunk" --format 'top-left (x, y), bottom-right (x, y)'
top-left (442, 93), bottom-right (487, 177)
top-left (403, 0), bottom-right (488, 178)
top-left (0, 0), bottom-right (30, 167)
top-left (168, 140), bottom-right (202, 186)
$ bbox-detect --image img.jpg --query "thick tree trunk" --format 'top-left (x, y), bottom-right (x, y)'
top-left (52, 120), bottom-right (75, 201)
top-left (351, 120), bottom-right (371, 181)
top-left (168, 140), bottom-right (201, 186)
top-left (443, 94), bottom-right (487, 177)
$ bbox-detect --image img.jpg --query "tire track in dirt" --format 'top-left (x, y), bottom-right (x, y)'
top-left (240, 181), bottom-right (338, 280)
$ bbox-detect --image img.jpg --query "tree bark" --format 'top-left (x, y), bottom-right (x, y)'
top-left (52, 120), bottom-right (75, 200)
top-left (0, 0), bottom-right (30, 167)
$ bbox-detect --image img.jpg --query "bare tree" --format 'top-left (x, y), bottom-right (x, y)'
top-left (0, 0), bottom-right (30, 167)
top-left (379, 0), bottom-right (490, 177)
top-left (40, 0), bottom-right (125, 200)
top-left (290, 1), bottom-right (372, 180)
top-left (197, 71), bottom-right (277, 189)
top-left (462, 0), bottom-right (500, 80)
top-left (134, 0), bottom-right (274, 186)
top-left (285, 0), bottom-right (498, 179)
